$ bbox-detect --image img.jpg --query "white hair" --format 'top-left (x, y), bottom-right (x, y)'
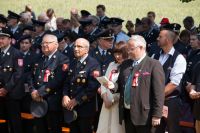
top-left (129, 35), bottom-right (146, 48)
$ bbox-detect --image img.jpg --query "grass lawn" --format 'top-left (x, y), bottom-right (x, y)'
top-left (0, 0), bottom-right (200, 28)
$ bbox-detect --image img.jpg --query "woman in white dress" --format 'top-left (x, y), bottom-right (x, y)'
top-left (97, 41), bottom-right (128, 133)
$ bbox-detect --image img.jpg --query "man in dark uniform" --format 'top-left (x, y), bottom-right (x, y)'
top-left (79, 18), bottom-right (101, 43)
top-left (89, 29), bottom-right (114, 131)
top-left (31, 19), bottom-right (46, 54)
top-left (28, 34), bottom-right (69, 133)
top-left (62, 38), bottom-right (100, 133)
top-left (179, 32), bottom-right (200, 133)
top-left (7, 10), bottom-right (22, 42)
top-left (0, 27), bottom-right (24, 133)
top-left (189, 61), bottom-right (200, 133)
top-left (171, 23), bottom-right (188, 56)
top-left (140, 17), bottom-right (159, 52)
top-left (0, 14), bottom-right (8, 29)
top-left (19, 35), bottom-right (40, 133)
top-left (96, 4), bottom-right (109, 29)
top-left (153, 23), bottom-right (187, 133)
top-left (58, 31), bottom-right (78, 61)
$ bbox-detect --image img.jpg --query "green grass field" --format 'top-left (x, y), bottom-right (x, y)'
top-left (0, 0), bottom-right (200, 28)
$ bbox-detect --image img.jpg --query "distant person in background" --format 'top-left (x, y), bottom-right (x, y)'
top-left (7, 10), bottom-right (22, 41)
top-left (147, 11), bottom-right (159, 31)
top-left (159, 18), bottom-right (170, 28)
top-left (80, 10), bottom-right (91, 19)
top-left (183, 16), bottom-right (197, 33)
top-left (126, 20), bottom-right (135, 37)
top-left (96, 4), bottom-right (109, 29)
top-left (179, 30), bottom-right (191, 56)
top-left (46, 8), bottom-right (57, 31)
top-left (0, 14), bottom-right (7, 28)
top-left (70, 8), bottom-right (81, 34)
top-left (140, 17), bottom-right (159, 51)
top-left (110, 17), bottom-right (130, 45)
top-left (134, 18), bottom-right (144, 35)
top-left (19, 12), bottom-right (32, 28)
top-left (25, 4), bottom-right (36, 19)
top-left (38, 12), bottom-right (49, 23)
top-left (53, 17), bottom-right (64, 35)
top-left (62, 19), bottom-right (71, 31)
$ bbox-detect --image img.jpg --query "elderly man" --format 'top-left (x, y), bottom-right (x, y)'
top-left (62, 38), bottom-right (100, 133)
top-left (153, 23), bottom-right (187, 133)
top-left (118, 35), bottom-right (165, 133)
top-left (0, 27), bottom-right (24, 133)
top-left (29, 34), bottom-right (69, 133)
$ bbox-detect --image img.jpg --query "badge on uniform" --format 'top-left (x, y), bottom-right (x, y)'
top-left (132, 72), bottom-right (140, 87)
top-left (62, 64), bottom-right (69, 71)
top-left (93, 70), bottom-right (100, 78)
top-left (18, 59), bottom-right (23, 67)
top-left (43, 69), bottom-right (50, 82)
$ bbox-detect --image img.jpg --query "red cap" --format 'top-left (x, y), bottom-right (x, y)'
top-left (160, 18), bottom-right (170, 25)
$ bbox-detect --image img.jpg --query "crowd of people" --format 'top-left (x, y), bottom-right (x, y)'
top-left (0, 4), bottom-right (200, 133)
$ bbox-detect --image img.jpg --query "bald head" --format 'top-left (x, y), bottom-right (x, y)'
top-left (74, 38), bottom-right (90, 59)
top-left (75, 38), bottom-right (90, 50)
top-left (43, 34), bottom-right (58, 43)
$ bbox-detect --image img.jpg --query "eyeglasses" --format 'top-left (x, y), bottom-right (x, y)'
top-left (41, 41), bottom-right (55, 46)
top-left (128, 46), bottom-right (139, 51)
top-left (73, 45), bottom-right (87, 49)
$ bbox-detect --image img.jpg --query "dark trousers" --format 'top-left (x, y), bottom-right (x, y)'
top-left (93, 94), bottom-right (103, 132)
top-left (6, 99), bottom-right (23, 133)
top-left (155, 97), bottom-right (181, 133)
top-left (70, 116), bottom-right (93, 133)
top-left (33, 111), bottom-right (62, 133)
top-left (124, 109), bottom-right (155, 133)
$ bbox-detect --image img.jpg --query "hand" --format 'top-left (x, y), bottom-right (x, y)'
top-left (62, 96), bottom-right (71, 108)
top-left (31, 90), bottom-right (43, 102)
top-left (103, 81), bottom-right (115, 89)
top-left (189, 89), bottom-right (200, 99)
top-left (152, 117), bottom-right (161, 127)
top-left (0, 88), bottom-right (8, 97)
top-left (70, 8), bottom-right (78, 15)
top-left (67, 99), bottom-right (78, 110)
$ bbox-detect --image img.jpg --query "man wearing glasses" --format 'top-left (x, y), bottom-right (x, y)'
top-left (29, 34), bottom-right (69, 133)
top-left (62, 38), bottom-right (101, 133)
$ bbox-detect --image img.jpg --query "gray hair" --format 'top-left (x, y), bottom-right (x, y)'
top-left (129, 35), bottom-right (146, 48)
top-left (43, 34), bottom-right (58, 44)
top-left (75, 38), bottom-right (90, 49)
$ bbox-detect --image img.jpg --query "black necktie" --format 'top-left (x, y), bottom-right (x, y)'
top-left (43, 56), bottom-right (49, 66)
top-left (113, 35), bottom-right (117, 47)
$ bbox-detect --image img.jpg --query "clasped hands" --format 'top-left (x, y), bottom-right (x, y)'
top-left (31, 90), bottom-right (43, 102)
top-left (0, 88), bottom-right (8, 97)
top-left (62, 96), bottom-right (78, 110)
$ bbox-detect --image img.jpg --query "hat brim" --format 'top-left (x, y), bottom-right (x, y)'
top-left (63, 108), bottom-right (77, 123)
top-left (30, 100), bottom-right (48, 118)
top-left (0, 33), bottom-right (11, 37)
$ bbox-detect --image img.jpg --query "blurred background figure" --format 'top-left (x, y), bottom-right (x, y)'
top-left (45, 8), bottom-right (57, 31)
top-left (125, 20), bottom-right (134, 37)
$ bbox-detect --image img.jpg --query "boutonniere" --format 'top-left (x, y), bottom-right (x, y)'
top-left (142, 71), bottom-right (151, 76)
top-left (132, 72), bottom-right (140, 87)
